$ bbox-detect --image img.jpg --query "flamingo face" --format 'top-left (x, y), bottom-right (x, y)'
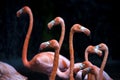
top-left (40, 41), bottom-right (50, 50)
top-left (86, 45), bottom-right (102, 57)
top-left (74, 63), bottom-right (85, 70)
top-left (40, 39), bottom-right (60, 50)
top-left (16, 8), bottom-right (23, 17)
top-left (80, 26), bottom-right (91, 36)
top-left (17, 6), bottom-right (31, 17)
top-left (82, 67), bottom-right (92, 75)
top-left (94, 45), bottom-right (103, 56)
top-left (71, 24), bottom-right (91, 36)
top-left (48, 20), bottom-right (55, 29)
top-left (48, 17), bottom-right (64, 29)
top-left (97, 43), bottom-right (108, 51)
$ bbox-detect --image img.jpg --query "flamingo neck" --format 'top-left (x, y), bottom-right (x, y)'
top-left (22, 10), bottom-right (33, 68)
top-left (85, 50), bottom-right (89, 61)
top-left (59, 21), bottom-right (65, 50)
top-left (49, 49), bottom-right (60, 80)
top-left (99, 49), bottom-right (108, 80)
top-left (69, 31), bottom-right (74, 80)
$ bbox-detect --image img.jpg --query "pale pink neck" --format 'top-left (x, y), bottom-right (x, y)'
top-left (85, 49), bottom-right (89, 61)
top-left (22, 8), bottom-right (33, 68)
top-left (69, 30), bottom-right (74, 80)
top-left (59, 21), bottom-right (65, 50)
top-left (49, 48), bottom-right (60, 80)
top-left (99, 48), bottom-right (108, 80)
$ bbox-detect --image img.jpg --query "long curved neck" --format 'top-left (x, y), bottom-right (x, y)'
top-left (22, 9), bottom-right (33, 68)
top-left (69, 30), bottom-right (74, 80)
top-left (85, 49), bottom-right (89, 61)
top-left (99, 48), bottom-right (108, 80)
top-left (59, 21), bottom-right (65, 50)
top-left (49, 48), bottom-right (60, 80)
top-left (84, 49), bottom-right (97, 80)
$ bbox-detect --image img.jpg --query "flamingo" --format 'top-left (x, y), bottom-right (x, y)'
top-left (47, 17), bottom-right (70, 80)
top-left (48, 17), bottom-right (65, 50)
top-left (73, 44), bottom-right (102, 80)
top-left (40, 24), bottom-right (91, 80)
top-left (0, 61), bottom-right (27, 80)
top-left (40, 40), bottom-right (108, 80)
top-left (16, 6), bottom-right (70, 80)
top-left (69, 24), bottom-right (90, 80)
top-left (48, 17), bottom-right (70, 71)
top-left (81, 43), bottom-right (113, 80)
top-left (40, 39), bottom-right (87, 80)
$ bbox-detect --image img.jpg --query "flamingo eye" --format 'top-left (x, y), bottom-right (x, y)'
top-left (80, 26), bottom-right (86, 32)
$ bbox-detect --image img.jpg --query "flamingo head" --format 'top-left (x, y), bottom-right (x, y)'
top-left (97, 43), bottom-right (108, 52)
top-left (40, 39), bottom-right (60, 50)
top-left (86, 45), bottom-right (102, 57)
top-left (16, 6), bottom-right (31, 17)
top-left (82, 67), bottom-right (92, 75)
top-left (71, 24), bottom-right (91, 36)
top-left (74, 63), bottom-right (85, 73)
top-left (48, 17), bottom-right (64, 29)
top-left (94, 45), bottom-right (103, 56)
top-left (40, 41), bottom-right (50, 50)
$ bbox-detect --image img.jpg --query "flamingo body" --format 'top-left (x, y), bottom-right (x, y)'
top-left (0, 61), bottom-right (27, 80)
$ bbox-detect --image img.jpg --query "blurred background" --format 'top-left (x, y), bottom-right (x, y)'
top-left (0, 0), bottom-right (119, 80)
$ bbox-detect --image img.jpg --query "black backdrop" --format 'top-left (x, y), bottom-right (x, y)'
top-left (0, 0), bottom-right (119, 80)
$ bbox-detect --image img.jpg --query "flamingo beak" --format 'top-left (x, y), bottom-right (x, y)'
top-left (16, 8), bottom-right (23, 17)
top-left (48, 20), bottom-right (55, 29)
top-left (80, 26), bottom-right (91, 36)
top-left (40, 41), bottom-right (50, 50)
top-left (94, 45), bottom-right (102, 56)
top-left (82, 67), bottom-right (92, 75)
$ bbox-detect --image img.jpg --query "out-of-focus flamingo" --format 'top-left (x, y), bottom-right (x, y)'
top-left (0, 61), bottom-right (28, 80)
top-left (82, 43), bottom-right (113, 80)
top-left (40, 24), bottom-right (90, 80)
top-left (16, 6), bottom-right (69, 80)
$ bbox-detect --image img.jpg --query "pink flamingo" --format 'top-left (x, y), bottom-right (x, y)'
top-left (48, 17), bottom-right (70, 71)
top-left (81, 44), bottom-right (102, 80)
top-left (69, 24), bottom-right (90, 80)
top-left (47, 17), bottom-right (70, 80)
top-left (82, 43), bottom-right (113, 80)
top-left (40, 24), bottom-right (91, 80)
top-left (40, 39), bottom-right (87, 80)
top-left (16, 6), bottom-right (69, 80)
top-left (73, 44), bottom-right (102, 80)
top-left (0, 61), bottom-right (27, 80)
top-left (48, 17), bottom-right (65, 50)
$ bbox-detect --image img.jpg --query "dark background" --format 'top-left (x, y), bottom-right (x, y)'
top-left (0, 0), bottom-right (119, 80)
